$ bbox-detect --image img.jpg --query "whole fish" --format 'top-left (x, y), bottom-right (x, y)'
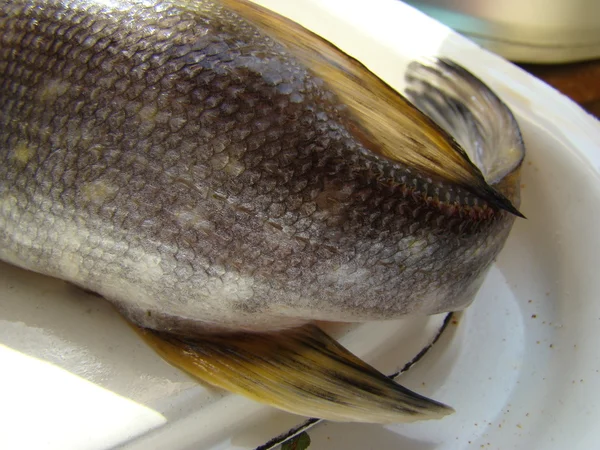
top-left (0, 0), bottom-right (524, 423)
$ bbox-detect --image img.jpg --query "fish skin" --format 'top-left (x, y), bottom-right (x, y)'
top-left (0, 0), bottom-right (521, 335)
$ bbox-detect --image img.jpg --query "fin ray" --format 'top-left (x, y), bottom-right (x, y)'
top-left (135, 324), bottom-right (453, 423)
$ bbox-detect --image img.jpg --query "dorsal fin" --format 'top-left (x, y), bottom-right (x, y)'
top-left (404, 58), bottom-right (525, 185)
top-left (219, 0), bottom-right (522, 216)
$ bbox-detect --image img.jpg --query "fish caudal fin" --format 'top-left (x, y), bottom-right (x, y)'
top-left (135, 324), bottom-right (453, 423)
top-left (404, 58), bottom-right (525, 188)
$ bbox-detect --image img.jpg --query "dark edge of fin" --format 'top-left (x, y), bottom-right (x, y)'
top-left (219, 0), bottom-right (523, 218)
top-left (256, 313), bottom-right (455, 450)
top-left (479, 183), bottom-right (525, 218)
top-left (404, 58), bottom-right (526, 218)
top-left (134, 324), bottom-right (454, 424)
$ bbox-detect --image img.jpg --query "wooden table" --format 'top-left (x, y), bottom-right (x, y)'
top-left (520, 60), bottom-right (600, 119)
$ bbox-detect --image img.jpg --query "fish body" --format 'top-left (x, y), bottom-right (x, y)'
top-left (0, 0), bottom-right (523, 422)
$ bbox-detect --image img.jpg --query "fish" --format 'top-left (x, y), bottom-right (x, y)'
top-left (0, 0), bottom-right (524, 423)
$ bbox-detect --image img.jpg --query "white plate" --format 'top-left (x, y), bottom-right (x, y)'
top-left (0, 259), bottom-right (449, 450)
top-left (1, 0), bottom-right (600, 449)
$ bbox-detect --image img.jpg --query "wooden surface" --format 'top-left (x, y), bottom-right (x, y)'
top-left (520, 60), bottom-right (600, 119)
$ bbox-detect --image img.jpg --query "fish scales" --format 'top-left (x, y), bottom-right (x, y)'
top-left (0, 0), bottom-right (523, 423)
top-left (0, 0), bottom-right (516, 334)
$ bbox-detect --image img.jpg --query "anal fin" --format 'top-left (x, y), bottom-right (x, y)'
top-left (135, 324), bottom-right (453, 423)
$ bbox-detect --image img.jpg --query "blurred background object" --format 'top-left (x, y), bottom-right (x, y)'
top-left (404, 0), bottom-right (600, 63)
top-left (405, 0), bottom-right (600, 118)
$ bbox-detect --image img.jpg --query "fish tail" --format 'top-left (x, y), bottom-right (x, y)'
top-left (404, 58), bottom-right (525, 191)
top-left (135, 324), bottom-right (453, 423)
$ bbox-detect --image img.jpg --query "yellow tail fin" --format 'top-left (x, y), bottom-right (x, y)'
top-left (136, 324), bottom-right (453, 423)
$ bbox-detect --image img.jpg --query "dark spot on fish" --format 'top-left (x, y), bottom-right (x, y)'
top-left (267, 220), bottom-right (283, 231)
top-left (233, 299), bottom-right (264, 315)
